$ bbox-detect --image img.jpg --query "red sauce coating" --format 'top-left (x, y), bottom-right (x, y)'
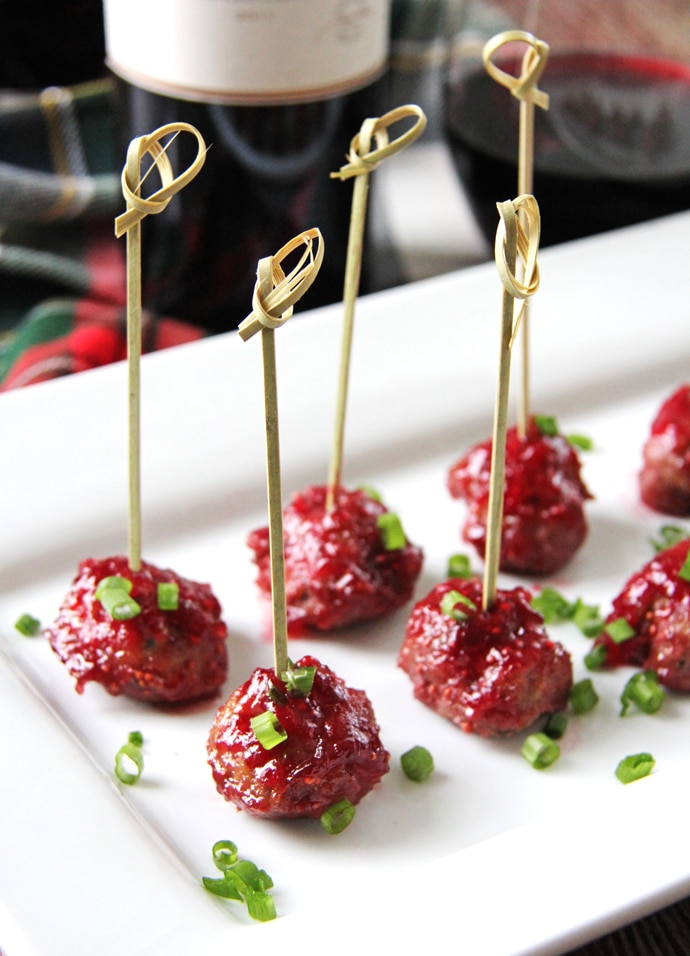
top-left (594, 538), bottom-right (690, 691)
top-left (247, 484), bottom-right (423, 635)
top-left (46, 555), bottom-right (228, 703)
top-left (447, 417), bottom-right (592, 575)
top-left (398, 577), bottom-right (573, 737)
top-left (206, 655), bottom-right (390, 818)
top-left (640, 384), bottom-right (690, 515)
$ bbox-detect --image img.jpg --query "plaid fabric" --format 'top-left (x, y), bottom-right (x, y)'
top-left (0, 78), bottom-right (206, 390)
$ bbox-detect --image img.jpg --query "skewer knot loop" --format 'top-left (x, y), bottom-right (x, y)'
top-left (115, 122), bottom-right (207, 237)
top-left (330, 104), bottom-right (427, 181)
top-left (239, 228), bottom-right (325, 341)
top-left (495, 194), bottom-right (541, 303)
top-left (483, 30), bottom-right (550, 110)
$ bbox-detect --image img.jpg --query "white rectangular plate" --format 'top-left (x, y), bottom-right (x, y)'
top-left (2, 212), bottom-right (690, 956)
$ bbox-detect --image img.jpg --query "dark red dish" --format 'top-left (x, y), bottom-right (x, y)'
top-left (398, 577), bottom-right (573, 737)
top-left (447, 416), bottom-right (592, 575)
top-left (640, 384), bottom-right (690, 515)
top-left (46, 555), bottom-right (228, 703)
top-left (593, 537), bottom-right (690, 691)
top-left (207, 655), bottom-right (390, 818)
top-left (247, 484), bottom-right (423, 635)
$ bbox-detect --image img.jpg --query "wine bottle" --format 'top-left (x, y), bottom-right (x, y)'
top-left (103, 0), bottom-right (392, 333)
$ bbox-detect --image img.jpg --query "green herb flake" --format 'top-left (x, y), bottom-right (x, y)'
top-left (570, 678), bottom-right (599, 715)
top-left (566, 433), bottom-right (594, 451)
top-left (620, 670), bottom-right (665, 717)
top-left (321, 799), bottom-right (356, 835)
top-left (650, 524), bottom-right (690, 553)
top-left (14, 613), bottom-right (41, 637)
top-left (521, 732), bottom-right (560, 770)
top-left (114, 736), bottom-right (144, 786)
top-left (604, 617), bottom-right (636, 644)
top-left (543, 711), bottom-right (568, 740)
top-left (447, 553), bottom-right (472, 579)
top-left (202, 841), bottom-right (276, 921)
top-left (678, 552), bottom-right (690, 583)
top-left (584, 643), bottom-right (608, 671)
top-left (400, 745), bottom-right (435, 782)
top-left (377, 511), bottom-right (407, 551)
top-left (441, 589), bottom-right (477, 622)
top-left (157, 581), bottom-right (179, 610)
top-left (615, 753), bottom-right (655, 784)
top-left (534, 414), bottom-right (559, 436)
top-left (250, 711), bottom-right (288, 750)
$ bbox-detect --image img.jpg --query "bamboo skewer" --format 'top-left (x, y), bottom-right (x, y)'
top-left (239, 229), bottom-right (325, 677)
top-left (483, 32), bottom-right (549, 437)
top-left (482, 195), bottom-right (541, 611)
top-left (115, 122), bottom-right (207, 572)
top-left (326, 104), bottom-right (427, 511)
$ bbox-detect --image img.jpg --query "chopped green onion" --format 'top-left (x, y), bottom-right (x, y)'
top-left (447, 553), bottom-right (472, 579)
top-left (572, 599), bottom-right (604, 637)
top-left (521, 732), bottom-right (560, 770)
top-left (157, 581), bottom-right (179, 610)
top-left (531, 587), bottom-right (575, 623)
top-left (567, 433), bottom-right (594, 451)
top-left (282, 660), bottom-right (316, 697)
top-left (358, 484), bottom-right (382, 502)
top-left (543, 711), bottom-right (568, 740)
top-left (95, 576), bottom-right (133, 597)
top-left (321, 798), bottom-right (356, 834)
top-left (376, 512), bottom-right (406, 550)
top-left (615, 753), bottom-right (655, 784)
top-left (604, 617), bottom-right (635, 644)
top-left (202, 842), bottom-right (276, 921)
top-left (400, 745), bottom-right (434, 782)
top-left (114, 737), bottom-right (144, 785)
top-left (127, 730), bottom-right (143, 748)
top-left (14, 613), bottom-right (41, 636)
top-left (250, 711), bottom-right (287, 750)
top-left (441, 589), bottom-right (477, 622)
top-left (678, 552), bottom-right (690, 583)
top-left (534, 414), bottom-right (558, 436)
top-left (95, 576), bottom-right (141, 620)
top-left (570, 678), bottom-right (599, 715)
top-left (651, 524), bottom-right (689, 553)
top-left (584, 643), bottom-right (608, 671)
top-left (620, 670), bottom-right (665, 716)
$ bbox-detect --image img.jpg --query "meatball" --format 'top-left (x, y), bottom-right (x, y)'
top-left (593, 537), bottom-right (690, 692)
top-left (640, 384), bottom-right (690, 515)
top-left (447, 417), bottom-right (592, 575)
top-left (247, 484), bottom-right (423, 635)
top-left (46, 555), bottom-right (228, 703)
top-left (207, 655), bottom-right (390, 818)
top-left (398, 577), bottom-right (573, 737)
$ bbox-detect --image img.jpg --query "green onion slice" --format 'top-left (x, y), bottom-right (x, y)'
top-left (282, 660), bottom-right (316, 697)
top-left (358, 484), bottom-right (382, 502)
top-left (572, 599), bottom-right (604, 637)
top-left (615, 752), bottom-right (655, 784)
top-left (570, 678), bottom-right (599, 715)
top-left (543, 712), bottom-right (568, 740)
top-left (377, 512), bottom-right (407, 550)
top-left (566, 433), bottom-right (594, 451)
top-left (128, 730), bottom-right (143, 748)
top-left (321, 799), bottom-right (356, 834)
top-left (584, 643), bottom-right (608, 671)
top-left (678, 552), bottom-right (690, 583)
top-left (620, 670), bottom-right (665, 716)
top-left (202, 843), bottom-right (277, 921)
top-left (400, 745), bottom-right (434, 782)
top-left (157, 581), bottom-right (179, 610)
top-left (447, 553), bottom-right (472, 579)
top-left (14, 613), bottom-right (41, 636)
top-left (250, 711), bottom-right (288, 750)
top-left (441, 589), bottom-right (477, 622)
top-left (651, 524), bottom-right (690, 553)
top-left (604, 617), bottom-right (635, 644)
top-left (521, 732), bottom-right (560, 770)
top-left (531, 587), bottom-right (575, 623)
top-left (534, 414), bottom-right (558, 436)
top-left (211, 840), bottom-right (239, 872)
top-left (114, 740), bottom-right (144, 785)
top-left (95, 576), bottom-right (133, 597)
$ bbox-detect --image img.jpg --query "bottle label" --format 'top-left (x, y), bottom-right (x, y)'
top-left (103, 0), bottom-right (390, 104)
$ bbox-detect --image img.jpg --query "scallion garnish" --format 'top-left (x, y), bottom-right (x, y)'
top-left (530, 588), bottom-right (602, 636)
top-left (584, 643), bottom-right (608, 671)
top-left (441, 589), bottom-right (477, 622)
top-left (620, 670), bottom-right (665, 716)
top-left (377, 512), bottom-right (406, 550)
top-left (521, 732), bottom-right (560, 770)
top-left (447, 553), bottom-right (472, 579)
top-left (400, 745), bottom-right (434, 782)
top-left (14, 613), bottom-right (41, 636)
top-left (604, 617), bottom-right (635, 644)
top-left (570, 678), bottom-right (599, 715)
top-left (543, 712), bottom-right (568, 740)
top-left (359, 484), bottom-right (382, 502)
top-left (651, 524), bottom-right (689, 553)
top-left (250, 711), bottom-right (288, 750)
top-left (157, 581), bottom-right (179, 610)
top-left (534, 414), bottom-right (558, 436)
top-left (320, 798), bottom-right (356, 834)
top-left (114, 732), bottom-right (144, 785)
top-left (572, 599), bottom-right (604, 637)
top-left (566, 433), bottom-right (594, 451)
top-left (615, 752), bottom-right (655, 784)
top-left (678, 552), bottom-right (690, 583)
top-left (95, 576), bottom-right (141, 620)
top-left (202, 841), bottom-right (276, 921)
top-left (282, 660), bottom-right (316, 697)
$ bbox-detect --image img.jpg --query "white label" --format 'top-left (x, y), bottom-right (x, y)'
top-left (103, 0), bottom-right (391, 104)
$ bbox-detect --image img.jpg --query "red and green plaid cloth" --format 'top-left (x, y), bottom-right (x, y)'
top-left (0, 79), bottom-right (206, 391)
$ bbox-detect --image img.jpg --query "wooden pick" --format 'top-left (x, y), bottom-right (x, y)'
top-left (483, 31), bottom-right (549, 437)
top-left (239, 229), bottom-right (325, 677)
top-left (482, 195), bottom-right (541, 611)
top-left (115, 122), bottom-right (207, 572)
top-left (326, 104), bottom-right (427, 511)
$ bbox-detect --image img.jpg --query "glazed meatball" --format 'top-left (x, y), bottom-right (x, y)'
top-left (640, 384), bottom-right (690, 515)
